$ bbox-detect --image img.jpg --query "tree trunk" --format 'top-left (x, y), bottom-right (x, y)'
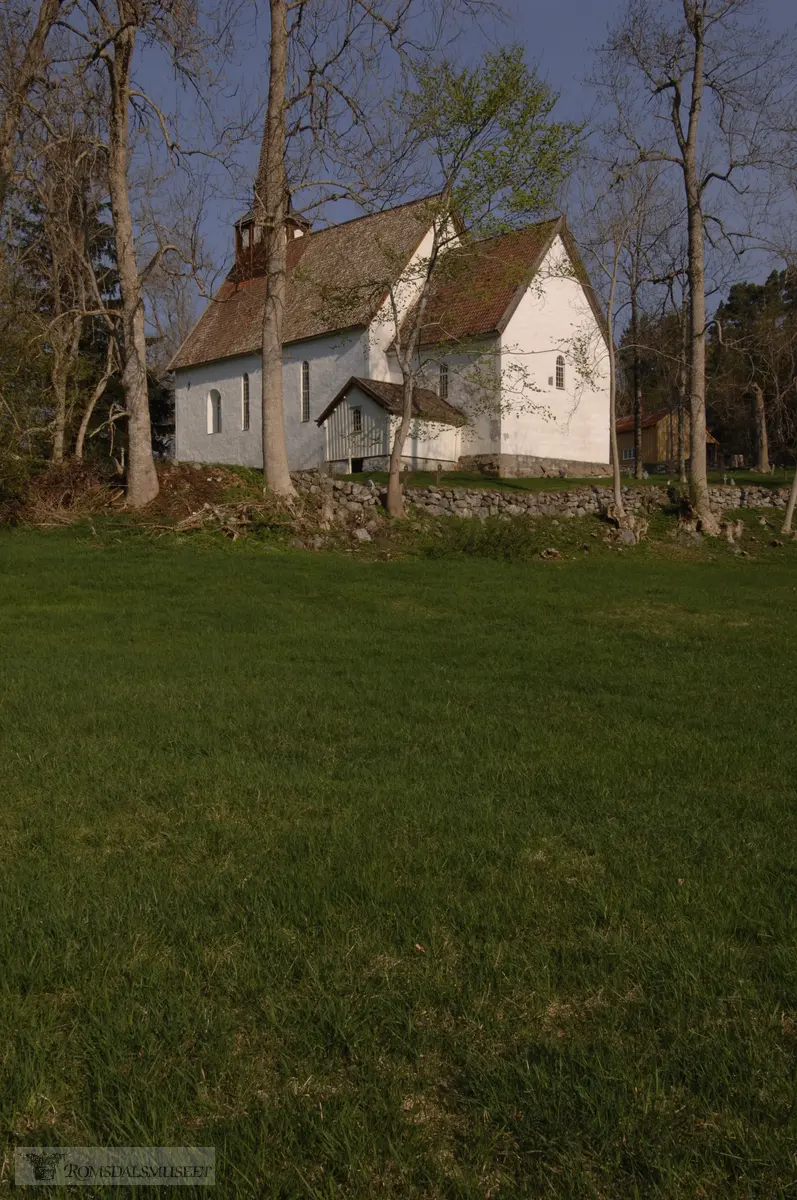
top-left (50, 312), bottom-right (83, 464)
top-left (254, 0), bottom-right (295, 498)
top-left (783, 464), bottom-right (797, 534)
top-left (51, 359), bottom-right (67, 464)
top-left (386, 383), bottom-right (416, 518)
top-left (385, 219), bottom-right (442, 518)
top-left (609, 367), bottom-right (624, 514)
top-left (751, 383), bottom-right (770, 473)
top-left (678, 313), bottom-right (688, 483)
top-left (0, 0), bottom-right (63, 215)
top-left (607, 255), bottom-right (625, 517)
top-left (685, 198), bottom-right (717, 529)
top-left (106, 18), bottom-right (159, 508)
top-left (75, 341), bottom-right (115, 460)
top-left (680, 8), bottom-right (719, 535)
top-left (677, 401), bottom-right (686, 481)
top-left (631, 291), bottom-right (644, 479)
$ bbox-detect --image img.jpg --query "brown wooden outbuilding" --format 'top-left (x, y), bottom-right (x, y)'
top-left (615, 408), bottom-right (720, 472)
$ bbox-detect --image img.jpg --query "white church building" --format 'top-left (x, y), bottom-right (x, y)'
top-left (169, 197), bottom-right (610, 478)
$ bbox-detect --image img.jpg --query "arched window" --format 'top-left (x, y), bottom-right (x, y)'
top-left (439, 361), bottom-right (449, 400)
top-left (555, 355), bottom-right (565, 390)
top-left (207, 388), bottom-right (222, 435)
top-left (301, 361), bottom-right (310, 423)
top-left (241, 373), bottom-right (250, 431)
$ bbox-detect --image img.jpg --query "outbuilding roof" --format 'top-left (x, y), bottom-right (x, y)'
top-left (616, 408), bottom-right (720, 445)
top-left (169, 196), bottom-right (437, 371)
top-left (316, 376), bottom-right (467, 427)
top-left (615, 408), bottom-right (672, 433)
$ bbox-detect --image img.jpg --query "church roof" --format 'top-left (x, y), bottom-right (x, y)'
top-left (169, 196), bottom-right (436, 371)
top-left (404, 217), bottom-right (607, 346)
top-left (407, 219), bottom-right (561, 345)
top-left (170, 202), bottom-right (606, 373)
top-left (316, 376), bottom-right (467, 427)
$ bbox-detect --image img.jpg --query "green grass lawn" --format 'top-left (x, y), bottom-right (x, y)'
top-left (2, 528), bottom-right (797, 1197)
top-left (339, 467), bottom-right (794, 493)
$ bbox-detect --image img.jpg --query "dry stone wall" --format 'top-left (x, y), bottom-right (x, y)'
top-left (293, 472), bottom-right (791, 521)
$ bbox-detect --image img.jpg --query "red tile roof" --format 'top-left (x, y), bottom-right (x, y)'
top-left (169, 197), bottom-right (437, 371)
top-left (408, 220), bottom-right (560, 345)
top-left (170, 204), bottom-right (606, 372)
top-left (406, 218), bottom-right (607, 346)
top-left (317, 376), bottom-right (466, 426)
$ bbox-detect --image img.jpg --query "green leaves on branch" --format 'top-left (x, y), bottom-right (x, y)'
top-left (403, 46), bottom-right (582, 237)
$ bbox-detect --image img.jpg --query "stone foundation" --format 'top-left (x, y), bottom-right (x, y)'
top-left (458, 453), bottom-right (612, 479)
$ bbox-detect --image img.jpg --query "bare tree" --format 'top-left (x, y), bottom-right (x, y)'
top-left (619, 166), bottom-right (676, 478)
top-left (252, 0), bottom-right (415, 499)
top-left (576, 169), bottom-right (658, 518)
top-left (63, 0), bottom-right (242, 505)
top-left (74, 335), bottom-right (117, 460)
top-left (603, 0), bottom-right (792, 534)
top-left (770, 118), bottom-right (797, 529)
top-left (101, 2), bottom-right (161, 505)
top-left (784, 464), bottom-right (797, 533)
top-left (17, 71), bottom-right (113, 464)
top-left (603, 227), bottom-right (627, 516)
top-left (677, 304), bottom-right (689, 481)
top-left (249, 0), bottom-right (505, 498)
top-left (0, 0), bottom-right (68, 216)
top-left (253, 0), bottom-right (292, 497)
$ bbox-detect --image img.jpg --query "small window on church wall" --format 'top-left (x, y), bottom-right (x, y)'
top-left (439, 362), bottom-right (449, 400)
top-left (351, 407), bottom-right (362, 434)
top-left (301, 361), bottom-right (310, 423)
top-left (208, 389), bottom-right (222, 435)
top-left (556, 355), bottom-right (565, 390)
top-left (242, 374), bottom-right (250, 431)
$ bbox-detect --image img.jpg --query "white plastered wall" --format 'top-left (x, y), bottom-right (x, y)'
top-left (367, 221), bottom-right (460, 382)
top-left (174, 354), bottom-right (262, 467)
top-left (417, 340), bottom-right (500, 459)
top-left (173, 328), bottom-right (368, 470)
top-left (282, 329), bottom-right (368, 469)
top-left (499, 236), bottom-right (610, 465)
top-left (387, 415), bottom-right (461, 467)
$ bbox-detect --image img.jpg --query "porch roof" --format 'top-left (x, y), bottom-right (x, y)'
top-left (317, 377), bottom-right (467, 427)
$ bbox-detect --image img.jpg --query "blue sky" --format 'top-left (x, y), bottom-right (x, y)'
top-left (137, 0), bottom-right (796, 295)
top-left (498, 0), bottom-right (794, 122)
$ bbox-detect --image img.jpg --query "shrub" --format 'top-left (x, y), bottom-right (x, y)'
top-left (0, 452), bottom-right (42, 524)
top-left (421, 516), bottom-right (546, 561)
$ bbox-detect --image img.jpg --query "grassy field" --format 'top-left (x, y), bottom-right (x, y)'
top-left (339, 466), bottom-right (795, 493)
top-left (2, 524), bottom-right (797, 1197)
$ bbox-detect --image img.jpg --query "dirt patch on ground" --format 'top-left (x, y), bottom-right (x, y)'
top-left (145, 463), bottom-right (260, 519)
